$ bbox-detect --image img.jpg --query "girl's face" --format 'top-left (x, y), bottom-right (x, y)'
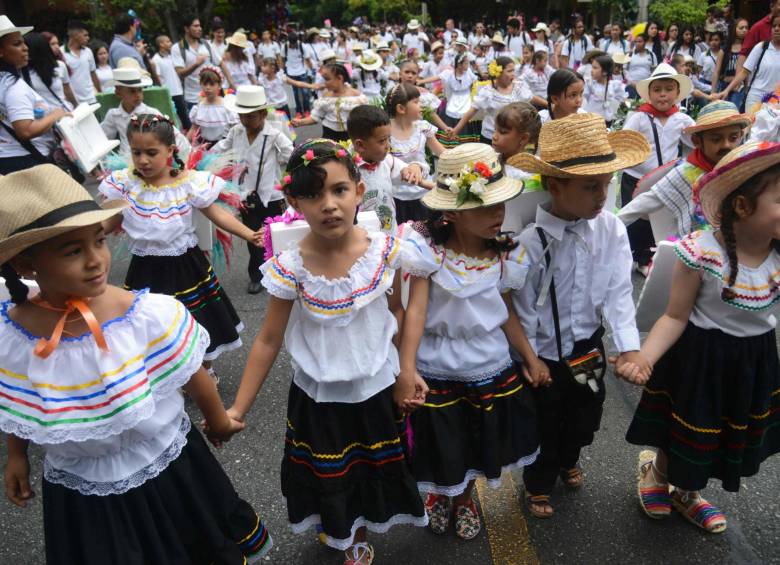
top-left (738, 177), bottom-right (780, 241)
top-left (534, 55), bottom-right (547, 69)
top-left (552, 81), bottom-right (584, 115)
top-left (446, 203), bottom-right (506, 240)
top-left (400, 96), bottom-right (422, 120)
top-left (49, 35), bottom-right (61, 55)
top-left (499, 62), bottom-right (516, 85)
top-left (433, 48), bottom-right (444, 62)
top-left (709, 35), bottom-right (722, 50)
top-left (0, 32), bottom-right (28, 69)
top-left (669, 26), bottom-right (678, 39)
top-left (15, 224), bottom-right (111, 302)
top-left (611, 25), bottom-right (621, 40)
top-left (400, 64), bottom-right (419, 84)
top-left (648, 23), bottom-right (658, 37)
top-left (522, 47), bottom-right (532, 62)
top-left (492, 123), bottom-right (528, 158)
top-left (96, 46), bottom-right (108, 65)
top-left (322, 68), bottom-right (343, 91)
top-left (591, 60), bottom-right (603, 80)
top-left (288, 160), bottom-right (365, 240)
top-left (683, 30), bottom-right (693, 44)
top-left (574, 21), bottom-right (585, 36)
top-left (130, 131), bottom-right (174, 181)
top-left (736, 19), bottom-right (749, 39)
top-left (635, 36), bottom-right (646, 51)
top-left (456, 57), bottom-right (468, 72)
top-left (213, 29), bottom-right (225, 42)
top-left (201, 80), bottom-right (220, 100)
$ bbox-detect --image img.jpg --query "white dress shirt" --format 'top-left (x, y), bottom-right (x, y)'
top-left (100, 101), bottom-right (191, 156)
top-left (151, 53), bottom-right (183, 96)
top-left (622, 111), bottom-right (695, 178)
top-left (508, 204), bottom-right (640, 360)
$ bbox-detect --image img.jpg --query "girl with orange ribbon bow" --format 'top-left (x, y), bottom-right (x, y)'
top-left (0, 165), bottom-right (272, 564)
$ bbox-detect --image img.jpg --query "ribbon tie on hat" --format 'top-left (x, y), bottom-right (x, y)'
top-left (31, 296), bottom-right (109, 359)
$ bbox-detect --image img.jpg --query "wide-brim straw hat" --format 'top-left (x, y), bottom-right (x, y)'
top-left (422, 143), bottom-right (523, 211)
top-left (491, 32), bottom-right (506, 45)
top-left (507, 113), bottom-right (650, 178)
top-left (696, 141), bottom-right (780, 228)
top-left (407, 19), bottom-right (421, 30)
top-left (612, 52), bottom-right (630, 65)
top-left (0, 165), bottom-right (127, 265)
top-left (357, 50), bottom-right (383, 71)
top-left (684, 100), bottom-right (754, 134)
top-left (227, 31), bottom-right (248, 48)
top-left (319, 48), bottom-right (336, 61)
top-left (224, 85), bottom-right (273, 114)
top-left (636, 62), bottom-right (693, 103)
top-left (375, 42), bottom-right (390, 52)
top-left (532, 23), bottom-right (550, 34)
top-left (0, 15), bottom-right (32, 39)
top-left (430, 41), bottom-right (444, 52)
top-left (109, 66), bottom-right (153, 88)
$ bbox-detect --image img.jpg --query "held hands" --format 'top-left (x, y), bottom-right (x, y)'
top-left (202, 408), bottom-right (246, 448)
top-left (400, 163), bottom-right (424, 185)
top-left (522, 356), bottom-right (552, 387)
top-left (3, 455), bottom-right (34, 508)
top-left (446, 126), bottom-right (460, 141)
top-left (610, 351), bottom-right (653, 386)
top-left (393, 371), bottom-right (429, 414)
top-left (290, 118), bottom-right (303, 127)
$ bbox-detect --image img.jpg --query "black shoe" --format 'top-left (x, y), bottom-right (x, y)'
top-left (247, 280), bottom-right (264, 294)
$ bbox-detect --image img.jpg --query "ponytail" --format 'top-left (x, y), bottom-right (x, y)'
top-left (170, 148), bottom-right (185, 177)
top-left (1, 263), bottom-right (29, 305)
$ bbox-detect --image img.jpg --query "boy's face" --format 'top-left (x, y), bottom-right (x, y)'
top-left (158, 36), bottom-right (172, 52)
top-left (117, 86), bottom-right (143, 111)
top-left (354, 124), bottom-right (391, 163)
top-left (69, 28), bottom-right (89, 47)
top-left (694, 125), bottom-right (743, 164)
top-left (547, 173), bottom-right (612, 220)
top-left (239, 109), bottom-right (267, 133)
top-left (647, 79), bottom-right (680, 112)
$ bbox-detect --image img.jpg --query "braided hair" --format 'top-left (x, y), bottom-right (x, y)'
top-left (423, 212), bottom-right (518, 253)
top-left (126, 113), bottom-right (185, 176)
top-left (718, 163), bottom-right (780, 301)
top-left (1, 263), bottom-right (30, 305)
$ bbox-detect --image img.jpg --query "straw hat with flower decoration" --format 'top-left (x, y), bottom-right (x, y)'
top-left (422, 143), bottom-right (523, 211)
top-left (0, 165), bottom-right (127, 265)
top-left (507, 113), bottom-right (650, 178)
top-left (695, 141), bottom-right (780, 228)
top-left (683, 100), bottom-right (753, 135)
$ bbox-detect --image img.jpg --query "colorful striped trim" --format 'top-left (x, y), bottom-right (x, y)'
top-left (422, 372), bottom-right (524, 410)
top-left (684, 499), bottom-right (726, 530)
top-left (237, 514), bottom-right (272, 558)
top-left (640, 486), bottom-right (672, 514)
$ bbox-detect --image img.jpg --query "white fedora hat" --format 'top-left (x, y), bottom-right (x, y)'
top-left (0, 16), bottom-right (33, 39)
top-left (532, 23), bottom-right (550, 34)
top-left (636, 62), bottom-right (693, 104)
top-left (224, 85), bottom-right (273, 114)
top-left (319, 48), bottom-right (336, 61)
top-left (109, 67), bottom-right (153, 88)
top-left (407, 19), bottom-right (421, 30)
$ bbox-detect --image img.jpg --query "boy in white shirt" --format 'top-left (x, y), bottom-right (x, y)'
top-left (506, 113), bottom-right (651, 518)
top-left (152, 35), bottom-right (190, 129)
top-left (212, 85), bottom-right (294, 294)
top-left (346, 105), bottom-right (430, 234)
top-left (63, 20), bottom-right (100, 104)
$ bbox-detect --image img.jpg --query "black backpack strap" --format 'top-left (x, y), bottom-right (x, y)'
top-left (743, 40), bottom-right (769, 112)
top-left (536, 227), bottom-right (563, 361)
top-left (646, 113), bottom-right (663, 167)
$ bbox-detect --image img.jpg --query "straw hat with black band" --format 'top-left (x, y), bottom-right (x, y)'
top-left (683, 100), bottom-right (753, 135)
top-left (507, 113), bottom-right (650, 178)
top-left (0, 165), bottom-right (127, 265)
top-left (224, 85), bottom-right (273, 114)
top-left (422, 143), bottom-right (523, 211)
top-left (696, 141), bottom-right (780, 228)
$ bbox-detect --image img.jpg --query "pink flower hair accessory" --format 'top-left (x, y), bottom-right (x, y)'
top-left (262, 209), bottom-right (306, 261)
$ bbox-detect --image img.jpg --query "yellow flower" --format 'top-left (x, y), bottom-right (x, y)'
top-left (488, 60), bottom-right (503, 79)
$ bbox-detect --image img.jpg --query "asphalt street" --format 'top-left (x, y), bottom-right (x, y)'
top-left (0, 122), bottom-right (778, 564)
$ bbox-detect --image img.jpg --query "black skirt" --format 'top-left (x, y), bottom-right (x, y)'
top-left (626, 323), bottom-right (780, 492)
top-left (321, 125), bottom-right (349, 142)
top-left (393, 198), bottom-right (430, 224)
top-left (436, 114), bottom-right (481, 148)
top-left (43, 422), bottom-right (271, 565)
top-left (407, 364), bottom-right (539, 496)
top-left (124, 247), bottom-right (242, 361)
top-left (281, 382), bottom-right (427, 550)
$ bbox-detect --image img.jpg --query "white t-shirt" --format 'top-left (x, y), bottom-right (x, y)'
top-left (258, 41), bottom-right (281, 60)
top-left (151, 52), bottom-right (183, 96)
top-left (0, 74), bottom-right (56, 158)
top-left (697, 49), bottom-right (720, 84)
top-left (63, 46), bottom-right (97, 103)
top-left (743, 41), bottom-right (780, 99)
top-left (600, 38), bottom-right (629, 56)
top-left (507, 32), bottom-right (532, 58)
top-left (560, 36), bottom-right (594, 68)
top-left (259, 71), bottom-right (289, 106)
top-left (402, 32), bottom-right (428, 54)
top-left (95, 64), bottom-right (114, 94)
top-left (171, 40), bottom-right (221, 103)
top-left (28, 63), bottom-right (72, 111)
top-left (283, 42), bottom-right (315, 77)
top-left (223, 57), bottom-right (256, 86)
top-left (208, 40), bottom-right (227, 61)
top-left (627, 51), bottom-right (656, 83)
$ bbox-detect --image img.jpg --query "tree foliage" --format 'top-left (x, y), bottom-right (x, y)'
top-left (648, 0), bottom-right (729, 28)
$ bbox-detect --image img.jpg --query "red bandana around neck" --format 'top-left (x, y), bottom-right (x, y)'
top-left (358, 160), bottom-right (380, 172)
top-left (686, 147), bottom-right (715, 173)
top-left (638, 103), bottom-right (679, 118)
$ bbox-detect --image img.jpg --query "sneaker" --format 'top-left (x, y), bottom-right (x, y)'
top-left (424, 493), bottom-right (451, 535)
top-left (453, 498), bottom-right (481, 540)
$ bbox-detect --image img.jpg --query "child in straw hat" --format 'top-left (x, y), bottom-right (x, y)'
top-left (617, 141), bottom-right (780, 534)
top-left (505, 113), bottom-right (651, 518)
top-left (0, 165), bottom-right (271, 564)
top-left (619, 100), bottom-right (753, 239)
top-left (398, 142), bottom-right (543, 539)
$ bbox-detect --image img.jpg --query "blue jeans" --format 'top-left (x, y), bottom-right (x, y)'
top-left (288, 73), bottom-right (311, 114)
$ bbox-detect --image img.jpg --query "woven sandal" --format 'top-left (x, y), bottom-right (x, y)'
top-left (525, 494), bottom-right (554, 519)
top-left (454, 498), bottom-right (481, 540)
top-left (671, 490), bottom-right (727, 534)
top-left (424, 493), bottom-right (452, 535)
top-left (344, 542), bottom-right (374, 565)
top-left (636, 450), bottom-right (671, 519)
top-left (559, 465), bottom-right (584, 489)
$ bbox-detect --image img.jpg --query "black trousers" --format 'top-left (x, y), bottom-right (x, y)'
top-left (523, 358), bottom-right (606, 495)
top-left (621, 173), bottom-right (655, 266)
top-left (239, 198), bottom-right (287, 282)
top-left (172, 94), bottom-right (192, 130)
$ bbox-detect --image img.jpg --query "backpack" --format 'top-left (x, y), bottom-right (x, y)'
top-left (742, 40), bottom-right (770, 112)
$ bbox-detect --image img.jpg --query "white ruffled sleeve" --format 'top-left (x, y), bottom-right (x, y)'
top-left (188, 171), bottom-right (224, 209)
top-left (501, 240), bottom-right (532, 291)
top-left (674, 231), bottom-right (704, 272)
top-left (98, 169), bottom-right (130, 202)
top-left (419, 120), bottom-right (438, 138)
top-left (260, 251), bottom-right (299, 300)
top-left (397, 222), bottom-right (442, 278)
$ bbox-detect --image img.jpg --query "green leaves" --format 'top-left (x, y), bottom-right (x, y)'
top-left (649, 0), bottom-right (729, 28)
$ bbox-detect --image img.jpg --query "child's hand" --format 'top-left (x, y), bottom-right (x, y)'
top-left (447, 126), bottom-right (460, 140)
top-left (204, 414), bottom-right (246, 447)
top-left (611, 351), bottom-right (653, 386)
top-left (291, 118), bottom-right (302, 127)
top-left (522, 357), bottom-right (552, 388)
top-left (4, 454), bottom-right (34, 508)
top-left (251, 227), bottom-right (264, 247)
top-left (393, 371), bottom-right (417, 413)
top-left (401, 164), bottom-right (424, 185)
top-left (402, 372), bottom-right (429, 413)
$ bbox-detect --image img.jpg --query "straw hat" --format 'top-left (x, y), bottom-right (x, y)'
top-left (375, 41), bottom-right (390, 52)
top-left (357, 50), bottom-right (382, 71)
top-left (636, 63), bottom-right (693, 103)
top-left (507, 113), bottom-right (650, 178)
top-left (318, 29), bottom-right (331, 39)
top-left (430, 40), bottom-right (444, 52)
top-left (532, 23), bottom-right (550, 35)
top-left (0, 15), bottom-right (32, 39)
top-left (224, 85), bottom-right (273, 114)
top-left (407, 19), bottom-right (421, 31)
top-left (684, 101), bottom-right (753, 134)
top-left (696, 141), bottom-right (780, 228)
top-left (454, 37), bottom-right (468, 48)
top-left (227, 31), bottom-right (248, 49)
top-left (612, 52), bottom-right (630, 65)
top-left (422, 144), bottom-right (522, 211)
top-left (319, 48), bottom-right (337, 62)
top-left (109, 66), bottom-right (153, 88)
top-left (491, 32), bottom-right (506, 45)
top-left (0, 165), bottom-right (127, 265)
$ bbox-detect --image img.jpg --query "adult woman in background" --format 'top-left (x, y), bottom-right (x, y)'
top-left (0, 17), bottom-right (68, 174)
top-left (23, 31), bottom-right (76, 110)
top-left (711, 17), bottom-right (749, 107)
